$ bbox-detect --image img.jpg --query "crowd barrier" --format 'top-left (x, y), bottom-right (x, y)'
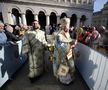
top-left (0, 41), bottom-right (26, 87)
top-left (76, 43), bottom-right (108, 90)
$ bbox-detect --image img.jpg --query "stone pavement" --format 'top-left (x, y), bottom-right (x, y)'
top-left (1, 51), bottom-right (90, 90)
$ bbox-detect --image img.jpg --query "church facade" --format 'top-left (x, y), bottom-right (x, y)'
top-left (93, 2), bottom-right (108, 29)
top-left (0, 0), bottom-right (94, 28)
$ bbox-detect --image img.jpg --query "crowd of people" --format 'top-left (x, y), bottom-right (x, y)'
top-left (0, 22), bottom-right (29, 45)
top-left (0, 18), bottom-right (107, 85)
top-left (45, 21), bottom-right (107, 54)
top-left (0, 20), bottom-right (107, 51)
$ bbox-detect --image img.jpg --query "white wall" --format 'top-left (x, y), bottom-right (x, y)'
top-left (76, 43), bottom-right (108, 90)
top-left (0, 41), bottom-right (26, 87)
top-left (0, 47), bottom-right (9, 87)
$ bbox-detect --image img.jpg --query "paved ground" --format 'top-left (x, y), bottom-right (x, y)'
top-left (1, 51), bottom-right (90, 90)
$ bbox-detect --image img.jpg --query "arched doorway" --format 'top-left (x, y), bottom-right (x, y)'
top-left (60, 13), bottom-right (67, 19)
top-left (38, 11), bottom-right (46, 30)
top-left (12, 8), bottom-right (21, 25)
top-left (0, 13), bottom-right (3, 22)
top-left (50, 12), bottom-right (57, 26)
top-left (80, 15), bottom-right (86, 26)
top-left (26, 10), bottom-right (34, 26)
top-left (70, 14), bottom-right (77, 27)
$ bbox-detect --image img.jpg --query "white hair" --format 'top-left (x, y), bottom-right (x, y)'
top-left (0, 21), bottom-right (4, 26)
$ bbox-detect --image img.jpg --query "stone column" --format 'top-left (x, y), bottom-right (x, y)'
top-left (57, 16), bottom-right (60, 24)
top-left (70, 0), bottom-right (73, 3)
top-left (34, 14), bottom-right (38, 21)
top-left (77, 17), bottom-right (80, 27)
top-left (86, 17), bottom-right (92, 26)
top-left (86, 0), bottom-right (88, 4)
top-left (58, 0), bottom-right (61, 2)
top-left (81, 0), bottom-right (84, 4)
top-left (64, 0), bottom-right (67, 3)
top-left (85, 18), bottom-right (88, 26)
top-left (46, 15), bottom-right (50, 26)
top-left (19, 16), bottom-right (22, 25)
top-left (21, 13), bottom-right (27, 25)
top-left (8, 12), bottom-right (14, 25)
top-left (76, 0), bottom-right (78, 4)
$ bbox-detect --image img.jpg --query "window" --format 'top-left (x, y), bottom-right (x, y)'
top-left (61, 0), bottom-right (65, 2)
top-left (88, 0), bottom-right (92, 4)
top-left (78, 0), bottom-right (81, 3)
top-left (83, 0), bottom-right (87, 4)
top-left (67, 0), bottom-right (70, 3)
top-left (0, 13), bottom-right (3, 22)
top-left (73, 0), bottom-right (76, 3)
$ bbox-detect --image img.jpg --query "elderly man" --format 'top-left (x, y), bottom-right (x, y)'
top-left (53, 18), bottom-right (77, 84)
top-left (0, 22), bottom-right (7, 44)
top-left (22, 20), bottom-right (47, 82)
top-left (5, 24), bottom-right (20, 42)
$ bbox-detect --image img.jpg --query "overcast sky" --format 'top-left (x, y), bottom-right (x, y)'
top-left (94, 0), bottom-right (108, 12)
